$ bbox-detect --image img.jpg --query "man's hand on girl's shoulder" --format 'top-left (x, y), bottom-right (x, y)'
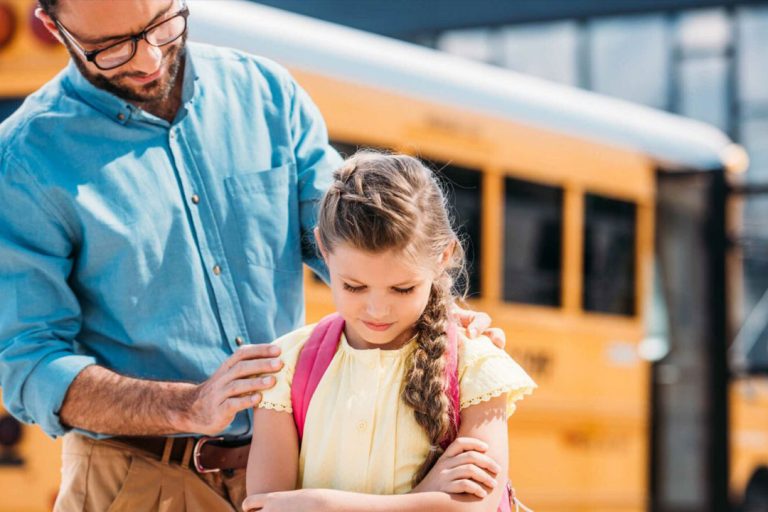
top-left (180, 344), bottom-right (284, 436)
top-left (452, 306), bottom-right (506, 349)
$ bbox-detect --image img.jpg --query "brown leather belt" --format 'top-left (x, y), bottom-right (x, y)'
top-left (109, 436), bottom-right (251, 473)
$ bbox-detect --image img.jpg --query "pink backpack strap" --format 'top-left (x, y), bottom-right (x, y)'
top-left (441, 322), bottom-right (514, 512)
top-left (290, 313), bottom-right (345, 442)
top-left (440, 320), bottom-right (460, 450)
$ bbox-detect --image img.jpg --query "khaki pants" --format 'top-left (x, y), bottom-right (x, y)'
top-left (54, 434), bottom-right (247, 512)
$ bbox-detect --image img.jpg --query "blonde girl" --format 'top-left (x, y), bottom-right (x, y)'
top-left (243, 152), bottom-right (535, 511)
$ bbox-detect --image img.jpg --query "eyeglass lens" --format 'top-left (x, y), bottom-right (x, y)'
top-left (95, 14), bottom-right (187, 70)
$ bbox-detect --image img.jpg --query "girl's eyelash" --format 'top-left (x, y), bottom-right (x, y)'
top-left (342, 283), bottom-right (415, 294)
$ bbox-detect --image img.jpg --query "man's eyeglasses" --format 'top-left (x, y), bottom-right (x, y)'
top-left (54, 5), bottom-right (189, 71)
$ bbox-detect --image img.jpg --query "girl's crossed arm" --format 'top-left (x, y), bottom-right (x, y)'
top-left (243, 394), bottom-right (508, 512)
top-left (245, 408), bottom-right (300, 496)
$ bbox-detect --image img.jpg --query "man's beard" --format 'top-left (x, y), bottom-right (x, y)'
top-left (66, 34), bottom-right (187, 105)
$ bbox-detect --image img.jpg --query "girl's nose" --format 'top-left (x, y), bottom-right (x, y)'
top-left (365, 298), bottom-right (391, 320)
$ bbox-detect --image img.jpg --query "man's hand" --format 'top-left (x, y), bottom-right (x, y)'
top-left (411, 437), bottom-right (500, 498)
top-left (453, 306), bottom-right (506, 349)
top-left (181, 344), bottom-right (283, 435)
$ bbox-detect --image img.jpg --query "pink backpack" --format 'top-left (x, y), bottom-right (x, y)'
top-left (290, 313), bottom-right (516, 512)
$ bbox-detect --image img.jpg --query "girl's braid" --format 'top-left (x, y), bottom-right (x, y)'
top-left (402, 271), bottom-right (456, 485)
top-left (327, 160), bottom-right (416, 247)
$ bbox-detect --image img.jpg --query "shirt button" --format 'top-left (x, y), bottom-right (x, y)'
top-left (235, 336), bottom-right (245, 346)
top-left (213, 265), bottom-right (222, 276)
top-left (191, 194), bottom-right (200, 204)
top-left (357, 421), bottom-right (367, 432)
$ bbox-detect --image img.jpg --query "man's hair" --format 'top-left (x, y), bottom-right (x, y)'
top-left (38, 0), bottom-right (58, 15)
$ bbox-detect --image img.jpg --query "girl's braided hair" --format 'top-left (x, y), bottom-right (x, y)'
top-left (317, 150), bottom-right (468, 485)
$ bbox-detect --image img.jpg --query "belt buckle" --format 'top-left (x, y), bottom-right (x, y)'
top-left (193, 436), bottom-right (224, 473)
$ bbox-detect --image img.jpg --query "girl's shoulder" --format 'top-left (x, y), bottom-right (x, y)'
top-left (272, 323), bottom-right (316, 350)
top-left (457, 330), bottom-right (506, 368)
top-left (257, 324), bottom-right (319, 414)
top-left (456, 329), bottom-right (537, 416)
top-left (270, 323), bottom-right (317, 375)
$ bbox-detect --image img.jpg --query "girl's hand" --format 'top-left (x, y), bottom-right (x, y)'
top-left (242, 489), bottom-right (324, 512)
top-left (411, 437), bottom-right (501, 498)
top-left (452, 306), bottom-right (506, 349)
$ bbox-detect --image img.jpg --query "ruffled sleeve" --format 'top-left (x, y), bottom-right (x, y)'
top-left (458, 334), bottom-right (536, 418)
top-left (257, 324), bottom-right (315, 413)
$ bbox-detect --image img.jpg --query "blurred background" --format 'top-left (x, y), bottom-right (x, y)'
top-left (1, 1), bottom-right (768, 511)
top-left (262, 1), bottom-right (768, 351)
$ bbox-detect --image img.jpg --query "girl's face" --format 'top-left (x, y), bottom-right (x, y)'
top-left (323, 243), bottom-right (438, 351)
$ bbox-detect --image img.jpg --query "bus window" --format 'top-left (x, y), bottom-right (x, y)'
top-left (0, 99), bottom-right (24, 123)
top-left (583, 194), bottom-right (637, 316)
top-left (427, 161), bottom-right (483, 298)
top-left (330, 140), bottom-right (359, 159)
top-left (330, 140), bottom-right (392, 159)
top-left (503, 177), bottom-right (563, 307)
top-left (731, 192), bottom-right (768, 373)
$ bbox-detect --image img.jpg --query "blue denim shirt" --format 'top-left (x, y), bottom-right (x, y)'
top-left (0, 42), bottom-right (341, 438)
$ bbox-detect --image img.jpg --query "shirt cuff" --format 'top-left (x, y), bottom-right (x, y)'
top-left (21, 353), bottom-right (97, 438)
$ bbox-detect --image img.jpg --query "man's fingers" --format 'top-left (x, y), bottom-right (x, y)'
top-left (225, 344), bottom-right (281, 370)
top-left (225, 393), bottom-right (262, 414)
top-left (452, 305), bottom-right (492, 338)
top-left (226, 358), bottom-right (284, 381)
top-left (484, 327), bottom-right (506, 349)
top-left (445, 479), bottom-right (488, 498)
top-left (224, 376), bottom-right (276, 399)
top-left (443, 437), bottom-right (488, 458)
top-left (446, 463), bottom-right (497, 490)
top-left (466, 311), bottom-right (491, 338)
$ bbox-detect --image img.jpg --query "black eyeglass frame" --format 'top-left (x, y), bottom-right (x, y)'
top-left (53, 4), bottom-right (190, 71)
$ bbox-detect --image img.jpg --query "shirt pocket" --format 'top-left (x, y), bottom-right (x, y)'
top-left (224, 163), bottom-right (301, 272)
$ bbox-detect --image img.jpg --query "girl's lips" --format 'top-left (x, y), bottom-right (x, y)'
top-left (363, 321), bottom-right (394, 332)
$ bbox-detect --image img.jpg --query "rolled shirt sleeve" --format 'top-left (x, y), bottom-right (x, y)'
top-left (0, 156), bottom-right (95, 438)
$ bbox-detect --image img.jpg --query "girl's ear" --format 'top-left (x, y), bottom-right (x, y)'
top-left (439, 240), bottom-right (456, 269)
top-left (314, 227), bottom-right (328, 261)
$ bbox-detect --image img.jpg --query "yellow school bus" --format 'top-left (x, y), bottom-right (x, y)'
top-left (0, 1), bottom-right (764, 511)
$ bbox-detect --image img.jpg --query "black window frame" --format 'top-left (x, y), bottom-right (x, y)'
top-left (582, 192), bottom-right (638, 317)
top-left (502, 176), bottom-right (564, 308)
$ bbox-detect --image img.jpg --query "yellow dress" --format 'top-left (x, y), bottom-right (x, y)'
top-left (258, 323), bottom-right (536, 495)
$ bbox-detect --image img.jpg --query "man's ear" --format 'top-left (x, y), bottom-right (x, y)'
top-left (314, 227), bottom-right (328, 262)
top-left (35, 8), bottom-right (65, 45)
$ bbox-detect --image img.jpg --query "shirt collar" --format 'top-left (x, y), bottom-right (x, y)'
top-left (62, 46), bottom-right (200, 126)
top-left (64, 60), bottom-right (134, 125)
top-left (180, 46), bottom-right (199, 107)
